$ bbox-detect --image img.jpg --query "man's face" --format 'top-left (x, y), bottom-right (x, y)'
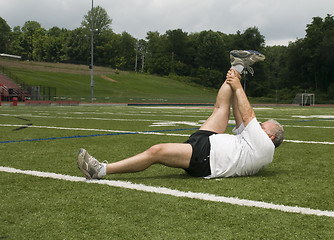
top-left (260, 121), bottom-right (276, 141)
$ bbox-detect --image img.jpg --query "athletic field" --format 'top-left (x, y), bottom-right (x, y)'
top-left (1, 105), bottom-right (333, 239)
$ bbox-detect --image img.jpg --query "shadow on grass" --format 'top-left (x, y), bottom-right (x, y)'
top-left (110, 169), bottom-right (287, 182)
top-left (252, 169), bottom-right (288, 178)
top-left (110, 172), bottom-right (192, 181)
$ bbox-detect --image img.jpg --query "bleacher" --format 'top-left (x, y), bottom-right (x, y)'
top-left (0, 73), bottom-right (19, 100)
top-left (0, 72), bottom-right (30, 101)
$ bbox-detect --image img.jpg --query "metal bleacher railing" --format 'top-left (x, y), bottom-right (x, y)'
top-left (0, 64), bottom-right (56, 102)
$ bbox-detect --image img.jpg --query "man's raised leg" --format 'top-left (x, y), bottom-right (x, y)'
top-left (199, 72), bottom-right (234, 133)
top-left (231, 87), bottom-right (243, 128)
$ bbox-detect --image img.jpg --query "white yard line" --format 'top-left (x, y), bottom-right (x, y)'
top-left (0, 113), bottom-right (172, 122)
top-left (0, 124), bottom-right (190, 137)
top-left (284, 140), bottom-right (334, 145)
top-left (2, 113), bottom-right (334, 123)
top-left (1, 124), bottom-right (333, 144)
top-left (0, 113), bottom-right (209, 119)
top-left (1, 166), bottom-right (333, 218)
top-left (283, 125), bottom-right (334, 129)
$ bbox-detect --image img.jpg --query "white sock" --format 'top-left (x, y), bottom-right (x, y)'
top-left (97, 163), bottom-right (107, 178)
top-left (231, 65), bottom-right (244, 74)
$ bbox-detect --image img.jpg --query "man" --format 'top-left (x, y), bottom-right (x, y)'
top-left (77, 50), bottom-right (284, 179)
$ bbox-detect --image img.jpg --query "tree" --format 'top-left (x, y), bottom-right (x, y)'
top-left (65, 27), bottom-right (90, 63)
top-left (165, 29), bottom-right (188, 72)
top-left (196, 66), bottom-right (224, 88)
top-left (0, 17), bottom-right (11, 53)
top-left (314, 14), bottom-right (334, 91)
top-left (241, 27), bottom-right (265, 50)
top-left (32, 28), bottom-right (47, 61)
top-left (21, 21), bottom-right (43, 60)
top-left (137, 39), bottom-right (147, 72)
top-left (8, 26), bottom-right (24, 56)
top-left (290, 14), bottom-right (334, 91)
top-left (146, 31), bottom-right (170, 75)
top-left (80, 6), bottom-right (113, 66)
top-left (117, 32), bottom-right (136, 70)
top-left (264, 45), bottom-right (288, 90)
top-left (195, 30), bottom-right (228, 71)
top-left (81, 6), bottom-right (112, 33)
top-left (45, 27), bottom-right (69, 62)
top-left (94, 29), bottom-right (114, 65)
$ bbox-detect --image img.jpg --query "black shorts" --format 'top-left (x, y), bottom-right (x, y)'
top-left (184, 130), bottom-right (216, 177)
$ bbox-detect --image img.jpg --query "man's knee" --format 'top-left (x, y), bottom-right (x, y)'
top-left (146, 144), bottom-right (165, 158)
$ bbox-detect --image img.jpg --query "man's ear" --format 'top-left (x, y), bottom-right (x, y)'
top-left (270, 135), bottom-right (275, 141)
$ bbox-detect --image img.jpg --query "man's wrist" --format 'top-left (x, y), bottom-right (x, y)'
top-left (236, 72), bottom-right (241, 80)
top-left (233, 84), bottom-right (243, 91)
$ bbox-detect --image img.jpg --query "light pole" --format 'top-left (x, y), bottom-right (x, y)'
top-left (90, 0), bottom-right (94, 103)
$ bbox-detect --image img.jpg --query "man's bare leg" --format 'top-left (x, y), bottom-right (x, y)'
top-left (106, 143), bottom-right (192, 174)
top-left (199, 74), bottom-right (234, 133)
top-left (232, 90), bottom-right (243, 128)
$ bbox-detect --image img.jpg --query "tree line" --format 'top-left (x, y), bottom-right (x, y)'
top-left (0, 7), bottom-right (333, 102)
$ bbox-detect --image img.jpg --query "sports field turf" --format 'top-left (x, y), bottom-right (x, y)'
top-left (0, 105), bottom-right (333, 239)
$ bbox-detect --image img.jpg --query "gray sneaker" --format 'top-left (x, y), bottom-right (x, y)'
top-left (230, 50), bottom-right (265, 76)
top-left (77, 148), bottom-right (107, 179)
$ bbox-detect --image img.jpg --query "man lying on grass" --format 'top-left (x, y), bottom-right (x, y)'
top-left (77, 50), bottom-right (284, 179)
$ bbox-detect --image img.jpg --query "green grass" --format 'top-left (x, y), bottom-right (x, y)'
top-left (0, 105), bottom-right (333, 239)
top-left (1, 59), bottom-right (217, 103)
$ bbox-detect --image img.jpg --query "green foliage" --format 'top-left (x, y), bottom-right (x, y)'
top-left (289, 15), bottom-right (334, 92)
top-left (327, 82), bottom-right (334, 98)
top-left (1, 10), bottom-right (333, 101)
top-left (81, 6), bottom-right (112, 33)
top-left (65, 27), bottom-right (90, 63)
top-left (0, 17), bottom-right (11, 53)
top-left (145, 31), bottom-right (170, 75)
top-left (196, 66), bottom-right (224, 88)
top-left (20, 21), bottom-right (43, 60)
top-left (117, 32), bottom-right (137, 70)
top-left (260, 14), bottom-right (334, 102)
top-left (195, 30), bottom-right (229, 71)
top-left (44, 27), bottom-right (69, 62)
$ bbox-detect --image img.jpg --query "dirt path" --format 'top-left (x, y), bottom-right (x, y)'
top-left (101, 75), bottom-right (117, 82)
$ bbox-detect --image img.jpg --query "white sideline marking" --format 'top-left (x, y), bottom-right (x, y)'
top-left (1, 166), bottom-right (333, 218)
top-left (136, 107), bottom-right (273, 110)
top-left (0, 124), bottom-right (190, 137)
top-left (284, 140), bottom-right (334, 145)
top-left (283, 125), bottom-right (334, 129)
top-left (1, 124), bottom-right (333, 144)
top-left (0, 112), bottom-right (209, 119)
top-left (150, 121), bottom-right (201, 127)
top-left (293, 115), bottom-right (334, 119)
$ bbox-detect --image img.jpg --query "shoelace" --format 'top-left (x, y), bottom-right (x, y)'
top-left (89, 156), bottom-right (102, 167)
top-left (244, 66), bottom-right (254, 76)
top-left (88, 156), bottom-right (108, 171)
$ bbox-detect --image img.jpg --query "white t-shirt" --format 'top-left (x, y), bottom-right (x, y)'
top-left (207, 118), bottom-right (275, 178)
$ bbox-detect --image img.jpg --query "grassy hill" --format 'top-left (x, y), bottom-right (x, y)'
top-left (0, 59), bottom-right (217, 103)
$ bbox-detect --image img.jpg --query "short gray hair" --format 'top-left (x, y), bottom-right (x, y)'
top-left (268, 119), bottom-right (284, 148)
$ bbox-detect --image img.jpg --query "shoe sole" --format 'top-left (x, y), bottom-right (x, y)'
top-left (230, 50), bottom-right (265, 60)
top-left (77, 148), bottom-right (92, 179)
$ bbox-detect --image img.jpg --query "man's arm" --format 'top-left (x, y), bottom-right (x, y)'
top-left (231, 92), bottom-right (243, 128)
top-left (226, 69), bottom-right (255, 126)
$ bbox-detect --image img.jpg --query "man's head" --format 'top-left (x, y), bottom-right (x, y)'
top-left (260, 119), bottom-right (284, 148)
